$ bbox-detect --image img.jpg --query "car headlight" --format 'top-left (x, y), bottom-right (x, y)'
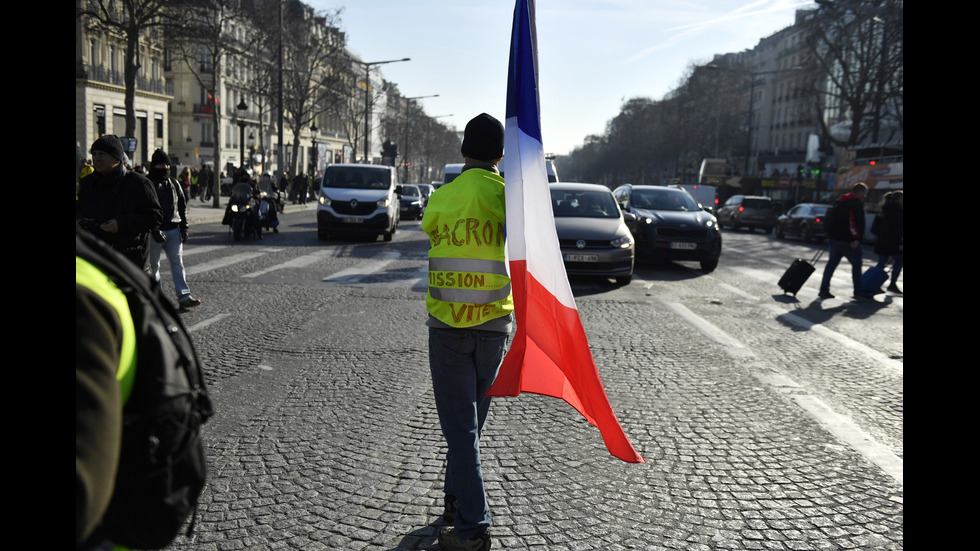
top-left (611, 235), bottom-right (633, 248)
top-left (377, 197), bottom-right (390, 208)
top-left (318, 195), bottom-right (327, 205)
top-left (231, 204), bottom-right (240, 213)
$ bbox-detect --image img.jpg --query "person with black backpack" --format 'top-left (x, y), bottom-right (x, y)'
top-left (76, 229), bottom-right (214, 550)
top-left (819, 182), bottom-right (868, 299)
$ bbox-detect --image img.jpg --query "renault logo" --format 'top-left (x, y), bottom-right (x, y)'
top-left (350, 198), bottom-right (358, 208)
top-left (576, 239), bottom-right (586, 249)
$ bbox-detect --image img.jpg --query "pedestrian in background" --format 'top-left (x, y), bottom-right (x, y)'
top-left (179, 166), bottom-right (193, 199)
top-left (76, 135), bottom-right (162, 272)
top-left (874, 190), bottom-right (903, 294)
top-left (190, 167), bottom-right (199, 199)
top-left (199, 165), bottom-right (213, 202)
top-left (147, 150), bottom-right (201, 309)
top-left (819, 182), bottom-right (868, 300)
top-left (422, 113), bottom-right (513, 551)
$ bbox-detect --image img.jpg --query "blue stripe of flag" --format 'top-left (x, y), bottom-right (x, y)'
top-left (506, 0), bottom-right (542, 144)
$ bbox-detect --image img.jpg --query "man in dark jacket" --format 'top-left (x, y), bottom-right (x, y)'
top-left (819, 182), bottom-right (868, 299)
top-left (76, 135), bottom-right (162, 272)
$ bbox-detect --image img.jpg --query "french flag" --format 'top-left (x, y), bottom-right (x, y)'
top-left (486, 0), bottom-right (644, 464)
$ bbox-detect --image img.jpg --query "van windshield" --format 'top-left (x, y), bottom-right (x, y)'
top-left (323, 167), bottom-right (391, 190)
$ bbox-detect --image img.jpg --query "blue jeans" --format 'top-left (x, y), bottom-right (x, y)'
top-left (876, 252), bottom-right (903, 285)
top-left (428, 327), bottom-right (508, 539)
top-left (820, 239), bottom-right (863, 295)
top-left (149, 227), bottom-right (191, 299)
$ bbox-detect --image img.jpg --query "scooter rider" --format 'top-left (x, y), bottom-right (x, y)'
top-left (257, 172), bottom-right (281, 233)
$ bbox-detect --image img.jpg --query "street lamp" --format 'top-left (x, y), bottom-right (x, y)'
top-left (237, 99), bottom-right (248, 172)
top-left (361, 58), bottom-right (410, 163)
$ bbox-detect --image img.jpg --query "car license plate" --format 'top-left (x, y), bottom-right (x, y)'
top-left (566, 254), bottom-right (598, 262)
top-left (342, 217), bottom-right (364, 224)
top-left (669, 242), bottom-right (696, 250)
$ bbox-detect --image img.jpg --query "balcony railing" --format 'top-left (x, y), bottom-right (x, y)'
top-left (77, 64), bottom-right (170, 95)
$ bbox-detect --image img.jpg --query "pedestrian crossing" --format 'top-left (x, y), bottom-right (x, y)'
top-left (169, 245), bottom-right (428, 290)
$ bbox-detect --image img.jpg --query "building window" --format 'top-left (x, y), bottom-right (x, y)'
top-left (94, 105), bottom-right (106, 138)
top-left (89, 39), bottom-right (99, 67)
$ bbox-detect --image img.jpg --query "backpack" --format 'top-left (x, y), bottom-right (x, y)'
top-left (823, 199), bottom-right (846, 236)
top-left (76, 230), bottom-right (215, 550)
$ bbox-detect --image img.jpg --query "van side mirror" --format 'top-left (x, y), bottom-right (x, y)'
top-left (395, 184), bottom-right (403, 196)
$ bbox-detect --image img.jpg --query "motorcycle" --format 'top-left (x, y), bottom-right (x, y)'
top-left (223, 183), bottom-right (262, 241)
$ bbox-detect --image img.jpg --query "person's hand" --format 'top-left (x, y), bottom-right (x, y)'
top-left (100, 219), bottom-right (119, 233)
top-left (180, 230), bottom-right (188, 244)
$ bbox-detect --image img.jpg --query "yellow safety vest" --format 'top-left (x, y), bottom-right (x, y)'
top-left (423, 169), bottom-right (513, 328)
top-left (76, 256), bottom-right (137, 402)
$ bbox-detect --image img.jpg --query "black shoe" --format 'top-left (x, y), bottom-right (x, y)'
top-left (179, 295), bottom-right (202, 308)
top-left (442, 494), bottom-right (457, 523)
top-left (887, 283), bottom-right (902, 294)
top-left (438, 527), bottom-right (490, 551)
top-left (818, 291), bottom-right (835, 299)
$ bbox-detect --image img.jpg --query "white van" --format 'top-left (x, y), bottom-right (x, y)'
top-left (317, 164), bottom-right (401, 241)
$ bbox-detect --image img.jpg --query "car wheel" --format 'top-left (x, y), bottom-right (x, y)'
top-left (776, 226), bottom-right (785, 239)
top-left (765, 225), bottom-right (774, 235)
top-left (700, 258), bottom-right (719, 273)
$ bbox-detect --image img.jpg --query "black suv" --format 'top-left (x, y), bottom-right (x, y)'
top-left (613, 184), bottom-right (722, 272)
top-left (716, 195), bottom-right (776, 234)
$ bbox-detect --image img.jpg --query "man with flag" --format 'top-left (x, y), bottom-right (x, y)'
top-left (423, 113), bottom-right (512, 551)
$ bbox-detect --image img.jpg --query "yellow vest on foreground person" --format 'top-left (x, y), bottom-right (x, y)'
top-left (76, 249), bottom-right (137, 549)
top-left (423, 166), bottom-right (513, 329)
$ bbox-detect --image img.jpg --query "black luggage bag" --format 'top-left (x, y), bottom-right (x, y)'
top-left (778, 247), bottom-right (825, 296)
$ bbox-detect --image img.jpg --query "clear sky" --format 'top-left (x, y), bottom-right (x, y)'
top-left (306, 0), bottom-right (813, 156)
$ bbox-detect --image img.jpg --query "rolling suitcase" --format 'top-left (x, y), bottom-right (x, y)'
top-left (858, 265), bottom-right (888, 297)
top-left (778, 247), bottom-right (825, 296)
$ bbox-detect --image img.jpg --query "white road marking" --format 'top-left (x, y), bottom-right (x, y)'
top-left (186, 313), bottom-right (232, 332)
top-left (663, 299), bottom-right (903, 486)
top-left (184, 252), bottom-right (266, 275)
top-left (322, 251), bottom-right (402, 283)
top-left (242, 250), bottom-right (333, 278)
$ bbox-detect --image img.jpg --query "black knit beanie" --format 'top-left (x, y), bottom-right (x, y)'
top-left (460, 113), bottom-right (504, 162)
top-left (151, 149), bottom-right (171, 166)
top-left (91, 135), bottom-right (126, 162)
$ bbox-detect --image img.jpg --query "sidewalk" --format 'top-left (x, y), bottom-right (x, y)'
top-left (184, 195), bottom-right (318, 225)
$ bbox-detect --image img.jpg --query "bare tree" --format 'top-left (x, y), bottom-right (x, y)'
top-left (78, 0), bottom-right (172, 150)
top-left (804, 0), bottom-right (903, 146)
top-left (268, 4), bottom-right (350, 178)
top-left (168, 0), bottom-right (243, 208)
